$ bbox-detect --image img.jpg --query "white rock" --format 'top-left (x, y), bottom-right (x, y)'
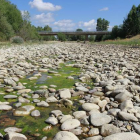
top-left (53, 131), bottom-right (79, 140)
top-left (61, 119), bottom-right (80, 130)
top-left (82, 103), bottom-right (99, 112)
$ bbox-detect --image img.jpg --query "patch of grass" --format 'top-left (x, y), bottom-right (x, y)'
top-left (91, 34), bottom-right (140, 46)
top-left (117, 70), bottom-right (122, 75)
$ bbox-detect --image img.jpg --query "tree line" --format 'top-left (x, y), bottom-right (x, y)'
top-left (0, 0), bottom-right (140, 42)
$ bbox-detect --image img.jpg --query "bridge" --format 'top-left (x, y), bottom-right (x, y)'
top-left (38, 31), bottom-right (111, 40)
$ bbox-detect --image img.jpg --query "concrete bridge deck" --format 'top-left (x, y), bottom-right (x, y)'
top-left (38, 31), bottom-right (111, 40)
top-left (38, 31), bottom-right (111, 36)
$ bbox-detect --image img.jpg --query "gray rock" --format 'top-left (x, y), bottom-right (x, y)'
top-left (53, 131), bottom-right (79, 140)
top-left (133, 123), bottom-right (140, 134)
top-left (86, 136), bottom-right (102, 140)
top-left (4, 95), bottom-right (17, 99)
top-left (4, 127), bottom-right (22, 133)
top-left (76, 86), bottom-right (89, 92)
top-left (4, 132), bottom-right (27, 140)
top-left (120, 100), bottom-right (133, 112)
top-left (18, 96), bottom-right (30, 103)
top-left (46, 96), bottom-right (58, 102)
top-left (37, 101), bottom-right (49, 107)
top-left (104, 132), bottom-right (140, 140)
top-left (0, 104), bottom-right (12, 110)
top-left (90, 113), bottom-right (111, 126)
top-left (73, 111), bottom-right (86, 119)
top-left (15, 102), bottom-right (22, 108)
top-left (34, 90), bottom-right (49, 97)
top-left (61, 119), bottom-right (80, 130)
top-left (51, 110), bottom-right (63, 117)
top-left (31, 110), bottom-right (40, 117)
top-left (101, 124), bottom-right (121, 137)
top-left (118, 111), bottom-right (138, 121)
top-left (115, 92), bottom-right (133, 103)
top-left (59, 89), bottom-right (71, 99)
top-left (69, 128), bottom-right (83, 135)
top-left (60, 115), bottom-right (73, 123)
top-left (82, 103), bottom-right (99, 112)
top-left (88, 128), bottom-right (99, 136)
top-left (45, 117), bottom-right (58, 125)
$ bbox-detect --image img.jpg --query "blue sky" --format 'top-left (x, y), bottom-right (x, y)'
top-left (10, 0), bottom-right (140, 31)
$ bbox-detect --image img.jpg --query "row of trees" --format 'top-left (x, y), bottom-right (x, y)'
top-left (111, 4), bottom-right (140, 40)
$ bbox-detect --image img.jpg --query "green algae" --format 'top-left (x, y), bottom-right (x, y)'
top-left (15, 103), bottom-right (71, 139)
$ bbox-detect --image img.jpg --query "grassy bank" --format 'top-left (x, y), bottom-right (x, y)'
top-left (92, 35), bottom-right (140, 46)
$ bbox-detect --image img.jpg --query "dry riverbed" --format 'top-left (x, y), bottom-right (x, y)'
top-left (0, 42), bottom-right (140, 140)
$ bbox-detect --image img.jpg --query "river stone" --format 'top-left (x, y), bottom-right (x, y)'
top-left (37, 101), bottom-right (49, 107)
top-left (93, 92), bottom-right (104, 96)
top-left (104, 132), bottom-right (140, 140)
top-left (0, 105), bottom-right (12, 110)
top-left (18, 96), bottom-right (30, 103)
top-left (69, 128), bottom-right (83, 135)
top-left (4, 95), bottom-right (17, 99)
top-left (34, 90), bottom-right (49, 97)
top-left (90, 113), bottom-right (111, 126)
top-left (108, 109), bottom-right (120, 117)
top-left (73, 111), bottom-right (86, 119)
top-left (45, 117), bottom-right (58, 125)
top-left (15, 102), bottom-right (22, 108)
top-left (60, 115), bottom-right (73, 123)
top-left (61, 119), bottom-right (80, 130)
top-left (133, 123), bottom-right (140, 134)
top-left (18, 89), bottom-right (31, 94)
top-left (53, 131), bottom-right (79, 140)
top-left (4, 132), bottom-right (27, 140)
top-left (101, 124), bottom-right (121, 137)
top-left (82, 103), bottom-right (99, 112)
top-left (118, 111), bottom-right (138, 121)
top-left (88, 128), bottom-right (99, 136)
top-left (46, 96), bottom-right (58, 102)
top-left (80, 117), bottom-right (89, 125)
top-left (4, 127), bottom-right (22, 133)
top-left (86, 136), bottom-right (102, 140)
top-left (13, 105), bottom-right (35, 116)
top-left (51, 110), bottom-right (63, 117)
top-left (0, 133), bottom-right (3, 138)
top-left (31, 110), bottom-right (40, 117)
top-left (76, 86), bottom-right (89, 92)
top-left (115, 92), bottom-right (133, 103)
top-left (59, 89), bottom-right (71, 99)
top-left (4, 78), bottom-right (16, 87)
top-left (120, 100), bottom-right (133, 112)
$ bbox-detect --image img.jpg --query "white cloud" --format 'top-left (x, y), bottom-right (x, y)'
top-left (33, 13), bottom-right (54, 25)
top-left (78, 19), bottom-right (97, 31)
top-left (99, 7), bottom-right (109, 11)
top-left (29, 0), bottom-right (62, 11)
top-left (53, 20), bottom-right (75, 31)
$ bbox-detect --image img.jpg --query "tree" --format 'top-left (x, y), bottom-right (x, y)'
top-left (43, 25), bottom-right (55, 41)
top-left (123, 5), bottom-right (140, 37)
top-left (76, 29), bottom-right (85, 41)
top-left (18, 11), bottom-right (39, 41)
top-left (95, 18), bottom-right (110, 41)
top-left (58, 33), bottom-right (66, 41)
top-left (96, 18), bottom-right (110, 31)
top-left (0, 16), bottom-right (14, 40)
top-left (0, 0), bottom-right (23, 33)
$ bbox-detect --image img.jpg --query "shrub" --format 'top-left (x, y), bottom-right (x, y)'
top-left (10, 36), bottom-right (24, 44)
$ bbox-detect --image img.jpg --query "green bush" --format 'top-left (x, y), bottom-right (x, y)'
top-left (11, 36), bottom-right (24, 44)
